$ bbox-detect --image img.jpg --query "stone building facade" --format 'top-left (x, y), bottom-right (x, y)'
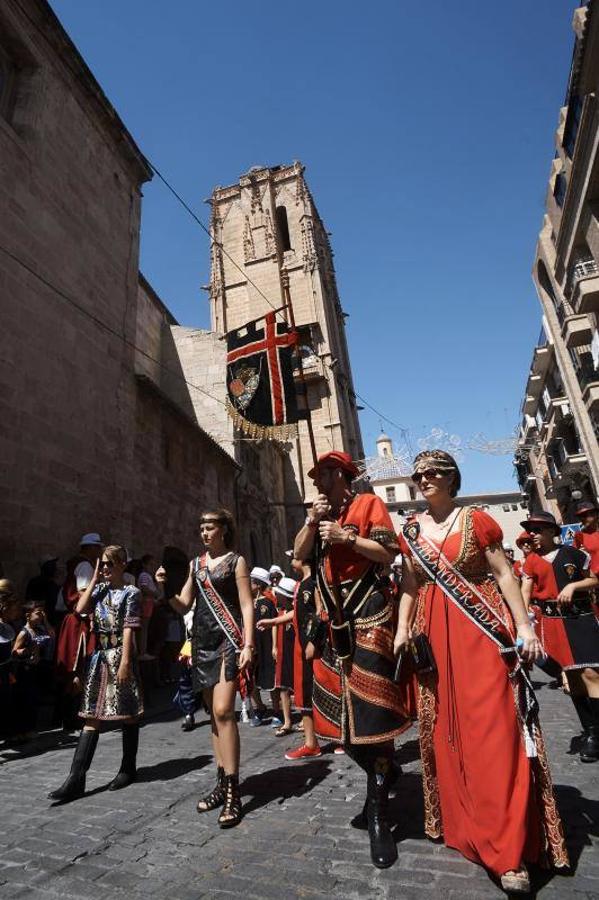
top-left (0, 0), bottom-right (295, 587)
top-left (515, 2), bottom-right (599, 520)
top-left (209, 163), bottom-right (364, 501)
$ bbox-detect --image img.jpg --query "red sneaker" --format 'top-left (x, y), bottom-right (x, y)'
top-left (285, 744), bottom-right (322, 761)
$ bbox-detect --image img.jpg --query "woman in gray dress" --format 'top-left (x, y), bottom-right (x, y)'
top-left (170, 509), bottom-right (254, 828)
top-left (49, 545), bottom-right (143, 803)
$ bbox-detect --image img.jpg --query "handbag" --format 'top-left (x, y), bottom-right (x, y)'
top-left (408, 632), bottom-right (436, 674)
top-left (402, 508), bottom-right (461, 680)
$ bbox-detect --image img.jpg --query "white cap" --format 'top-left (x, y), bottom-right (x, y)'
top-left (275, 576), bottom-right (297, 599)
top-left (503, 542), bottom-right (513, 552)
top-left (392, 555), bottom-right (402, 568)
top-left (250, 566), bottom-right (270, 585)
top-left (80, 532), bottom-right (103, 547)
top-left (269, 564), bottom-right (284, 575)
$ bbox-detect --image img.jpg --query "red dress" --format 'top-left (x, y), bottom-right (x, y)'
top-left (401, 508), bottom-right (567, 875)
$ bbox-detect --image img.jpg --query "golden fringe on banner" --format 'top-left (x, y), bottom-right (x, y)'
top-left (225, 399), bottom-right (299, 442)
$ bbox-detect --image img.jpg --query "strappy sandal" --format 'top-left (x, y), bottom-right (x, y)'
top-left (196, 765), bottom-right (225, 813)
top-left (218, 773), bottom-right (242, 829)
top-left (500, 867), bottom-right (530, 894)
top-left (275, 725), bottom-right (294, 737)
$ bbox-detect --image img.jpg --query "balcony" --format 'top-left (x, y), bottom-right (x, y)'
top-left (293, 347), bottom-right (323, 383)
top-left (570, 257), bottom-right (599, 313)
top-left (562, 313), bottom-right (593, 348)
top-left (523, 394), bottom-right (538, 416)
top-left (531, 343), bottom-right (553, 376)
top-left (525, 372), bottom-right (543, 398)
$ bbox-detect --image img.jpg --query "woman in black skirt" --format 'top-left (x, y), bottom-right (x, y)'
top-left (170, 509), bottom-right (254, 828)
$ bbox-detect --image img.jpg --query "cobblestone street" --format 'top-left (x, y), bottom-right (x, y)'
top-left (0, 672), bottom-right (597, 900)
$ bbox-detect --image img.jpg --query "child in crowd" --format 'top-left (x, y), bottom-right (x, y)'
top-left (258, 576), bottom-right (296, 736)
top-left (12, 601), bottom-right (55, 739)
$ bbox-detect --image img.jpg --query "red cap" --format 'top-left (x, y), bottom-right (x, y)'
top-left (307, 451), bottom-right (359, 481)
top-left (515, 531), bottom-right (534, 548)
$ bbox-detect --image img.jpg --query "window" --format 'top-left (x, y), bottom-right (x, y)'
top-left (553, 172), bottom-right (567, 208)
top-left (275, 206), bottom-right (292, 252)
top-left (386, 487), bottom-right (396, 503)
top-left (0, 44), bottom-right (15, 120)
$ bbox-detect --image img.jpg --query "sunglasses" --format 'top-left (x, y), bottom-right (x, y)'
top-left (525, 525), bottom-right (555, 535)
top-left (412, 468), bottom-right (445, 484)
top-left (99, 560), bottom-right (115, 569)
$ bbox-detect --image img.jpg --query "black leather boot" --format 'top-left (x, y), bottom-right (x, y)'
top-left (571, 695), bottom-right (593, 736)
top-left (351, 761), bottom-right (402, 829)
top-left (181, 714), bottom-right (195, 732)
top-left (580, 698), bottom-right (599, 763)
top-left (197, 765), bottom-right (225, 813)
top-left (366, 768), bottom-right (398, 868)
top-left (109, 723), bottom-right (139, 790)
top-left (48, 728), bottom-right (99, 802)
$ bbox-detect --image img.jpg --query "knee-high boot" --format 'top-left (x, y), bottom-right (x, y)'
top-left (580, 698), bottom-right (599, 763)
top-left (347, 744), bottom-right (398, 868)
top-left (109, 723), bottom-right (139, 790)
top-left (571, 694), bottom-right (593, 736)
top-left (48, 728), bottom-right (99, 802)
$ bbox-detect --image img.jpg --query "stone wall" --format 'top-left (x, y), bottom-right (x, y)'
top-left (0, 0), bottom-right (150, 585)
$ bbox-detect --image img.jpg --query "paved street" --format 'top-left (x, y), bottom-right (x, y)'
top-left (0, 673), bottom-right (597, 900)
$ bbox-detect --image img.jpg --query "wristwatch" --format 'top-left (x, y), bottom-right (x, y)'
top-left (304, 516), bottom-right (318, 528)
top-left (345, 531), bottom-right (357, 548)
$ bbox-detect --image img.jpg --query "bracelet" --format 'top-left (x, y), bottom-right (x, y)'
top-left (243, 644), bottom-right (255, 651)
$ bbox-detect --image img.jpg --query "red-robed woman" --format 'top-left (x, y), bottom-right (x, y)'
top-left (396, 451), bottom-right (568, 895)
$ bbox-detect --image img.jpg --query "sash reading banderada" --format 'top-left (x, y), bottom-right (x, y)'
top-left (194, 555), bottom-right (252, 698)
top-left (403, 521), bottom-right (539, 757)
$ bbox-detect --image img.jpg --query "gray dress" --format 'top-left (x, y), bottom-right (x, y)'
top-left (191, 552), bottom-right (241, 691)
top-left (80, 583), bottom-right (144, 720)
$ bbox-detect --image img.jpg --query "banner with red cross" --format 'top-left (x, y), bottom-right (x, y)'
top-left (225, 312), bottom-right (301, 440)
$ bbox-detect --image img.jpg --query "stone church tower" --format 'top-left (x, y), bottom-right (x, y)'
top-left (209, 161), bottom-right (364, 498)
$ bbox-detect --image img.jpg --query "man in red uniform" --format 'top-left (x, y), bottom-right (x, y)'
top-left (521, 511), bottom-right (599, 762)
top-left (574, 501), bottom-right (599, 574)
top-left (295, 451), bottom-right (409, 868)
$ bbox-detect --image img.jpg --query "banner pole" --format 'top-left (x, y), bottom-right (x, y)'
top-left (281, 267), bottom-right (319, 469)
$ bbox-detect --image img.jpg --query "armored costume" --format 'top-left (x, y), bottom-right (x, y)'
top-left (312, 493), bottom-right (409, 745)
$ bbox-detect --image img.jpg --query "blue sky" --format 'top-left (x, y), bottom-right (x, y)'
top-left (50, 0), bottom-right (576, 492)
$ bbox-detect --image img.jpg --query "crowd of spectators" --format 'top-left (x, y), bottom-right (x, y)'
top-left (0, 533), bottom-right (184, 747)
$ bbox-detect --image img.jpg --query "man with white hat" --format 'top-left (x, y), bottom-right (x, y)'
top-left (55, 533), bottom-right (103, 730)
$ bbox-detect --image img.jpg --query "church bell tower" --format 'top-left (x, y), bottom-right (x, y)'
top-left (209, 161), bottom-right (364, 497)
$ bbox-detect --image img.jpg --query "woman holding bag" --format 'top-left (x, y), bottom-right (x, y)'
top-left (395, 450), bottom-right (567, 894)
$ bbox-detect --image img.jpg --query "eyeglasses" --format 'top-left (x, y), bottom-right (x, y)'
top-left (525, 525), bottom-right (553, 535)
top-left (99, 560), bottom-right (114, 569)
top-left (412, 468), bottom-right (444, 484)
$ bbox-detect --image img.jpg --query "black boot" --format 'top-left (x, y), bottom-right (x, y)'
top-left (218, 773), bottom-right (242, 829)
top-left (109, 723), bottom-right (139, 790)
top-left (351, 760), bottom-right (402, 829)
top-left (181, 714), bottom-right (195, 732)
top-left (366, 767), bottom-right (398, 869)
top-left (580, 698), bottom-right (599, 763)
top-left (48, 729), bottom-right (99, 802)
top-left (197, 765), bottom-right (225, 813)
top-left (571, 695), bottom-right (593, 736)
